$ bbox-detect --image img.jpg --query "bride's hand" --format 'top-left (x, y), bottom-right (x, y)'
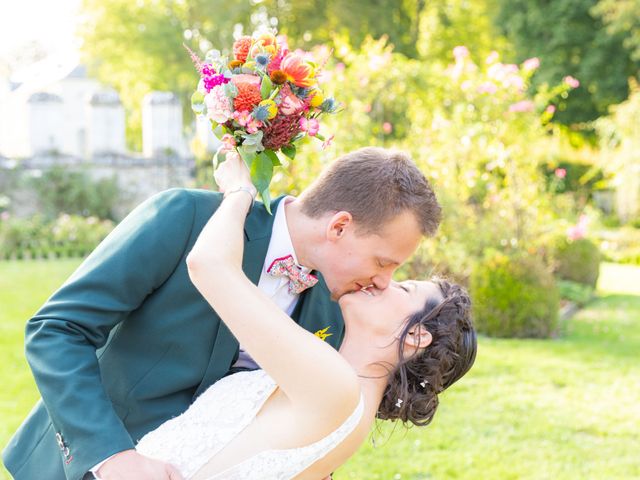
top-left (213, 147), bottom-right (257, 199)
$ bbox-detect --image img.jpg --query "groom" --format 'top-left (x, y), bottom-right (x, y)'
top-left (3, 147), bottom-right (441, 480)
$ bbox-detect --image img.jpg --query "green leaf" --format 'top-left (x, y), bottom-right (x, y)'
top-left (264, 149), bottom-right (282, 166)
top-left (260, 74), bottom-right (273, 99)
top-left (191, 91), bottom-right (205, 114)
top-left (261, 187), bottom-right (272, 215)
top-left (224, 82), bottom-right (238, 99)
top-left (281, 144), bottom-right (297, 160)
top-left (209, 119), bottom-right (219, 132)
top-left (238, 146), bottom-right (257, 169)
top-left (251, 152), bottom-right (274, 193)
top-left (213, 125), bottom-right (225, 138)
top-left (213, 149), bottom-right (227, 169)
top-left (241, 131), bottom-right (265, 153)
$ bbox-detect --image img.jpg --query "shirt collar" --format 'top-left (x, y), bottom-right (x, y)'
top-left (264, 196), bottom-right (311, 274)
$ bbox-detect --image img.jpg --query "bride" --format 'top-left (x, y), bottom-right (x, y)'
top-left (134, 152), bottom-right (477, 479)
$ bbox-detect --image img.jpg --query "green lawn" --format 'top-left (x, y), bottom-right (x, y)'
top-left (1, 260), bottom-right (639, 479)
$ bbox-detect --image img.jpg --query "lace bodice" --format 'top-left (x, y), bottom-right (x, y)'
top-left (135, 369), bottom-right (364, 479)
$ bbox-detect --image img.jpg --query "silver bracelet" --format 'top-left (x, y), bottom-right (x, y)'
top-left (223, 186), bottom-right (256, 202)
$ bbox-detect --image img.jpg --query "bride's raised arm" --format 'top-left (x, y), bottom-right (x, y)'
top-left (185, 151), bottom-right (360, 423)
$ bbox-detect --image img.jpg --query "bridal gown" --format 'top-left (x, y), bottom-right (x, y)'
top-left (135, 369), bottom-right (364, 480)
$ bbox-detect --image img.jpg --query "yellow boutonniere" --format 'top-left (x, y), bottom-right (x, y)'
top-left (314, 326), bottom-right (333, 341)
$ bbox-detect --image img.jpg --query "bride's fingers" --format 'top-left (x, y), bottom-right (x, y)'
top-left (166, 463), bottom-right (185, 480)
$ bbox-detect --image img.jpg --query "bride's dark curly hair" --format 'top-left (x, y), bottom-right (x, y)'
top-left (377, 279), bottom-right (477, 426)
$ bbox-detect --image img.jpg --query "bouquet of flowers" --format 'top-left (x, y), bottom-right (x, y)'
top-left (186, 30), bottom-right (341, 213)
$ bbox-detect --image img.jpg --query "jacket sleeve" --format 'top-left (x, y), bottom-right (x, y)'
top-left (24, 188), bottom-right (199, 480)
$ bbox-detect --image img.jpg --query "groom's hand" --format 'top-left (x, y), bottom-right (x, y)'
top-left (96, 449), bottom-right (184, 480)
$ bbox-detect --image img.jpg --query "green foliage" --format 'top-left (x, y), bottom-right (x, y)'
top-left (554, 237), bottom-right (601, 288)
top-left (494, 0), bottom-right (640, 124)
top-left (30, 167), bottom-right (119, 221)
top-left (0, 214), bottom-right (114, 260)
top-left (470, 251), bottom-right (559, 338)
top-left (593, 0), bottom-right (640, 61)
top-left (557, 279), bottom-right (594, 306)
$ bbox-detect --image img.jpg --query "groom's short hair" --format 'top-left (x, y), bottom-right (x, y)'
top-left (299, 147), bottom-right (441, 236)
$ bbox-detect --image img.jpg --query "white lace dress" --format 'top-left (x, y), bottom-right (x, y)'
top-left (135, 369), bottom-right (364, 479)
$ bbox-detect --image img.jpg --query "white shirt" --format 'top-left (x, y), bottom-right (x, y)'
top-left (92, 195), bottom-right (309, 477)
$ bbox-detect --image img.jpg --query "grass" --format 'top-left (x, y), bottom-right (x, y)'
top-left (1, 260), bottom-right (639, 479)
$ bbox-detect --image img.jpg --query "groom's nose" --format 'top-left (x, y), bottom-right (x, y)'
top-left (371, 272), bottom-right (392, 291)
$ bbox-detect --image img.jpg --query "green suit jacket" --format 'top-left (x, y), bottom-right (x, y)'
top-left (2, 189), bottom-right (344, 480)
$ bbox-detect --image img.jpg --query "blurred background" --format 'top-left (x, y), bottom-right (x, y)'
top-left (1, 1), bottom-right (639, 479)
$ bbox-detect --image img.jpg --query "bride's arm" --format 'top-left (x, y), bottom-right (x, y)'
top-left (186, 152), bottom-right (359, 422)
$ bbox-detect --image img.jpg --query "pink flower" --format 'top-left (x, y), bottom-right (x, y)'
top-left (382, 122), bottom-right (393, 134)
top-left (546, 105), bottom-right (556, 114)
top-left (508, 100), bottom-right (534, 113)
top-left (205, 85), bottom-right (233, 123)
top-left (461, 80), bottom-right (473, 91)
top-left (232, 110), bottom-right (262, 133)
top-left (567, 214), bottom-right (589, 241)
top-left (554, 168), bottom-right (566, 178)
top-left (321, 134), bottom-right (335, 150)
top-left (522, 57), bottom-right (540, 71)
top-left (246, 118), bottom-right (262, 134)
top-left (486, 51), bottom-right (499, 64)
top-left (221, 134), bottom-right (236, 151)
top-left (453, 46), bottom-right (470, 60)
top-left (0, 211), bottom-right (9, 221)
top-left (278, 85), bottom-right (305, 115)
top-left (478, 82), bottom-right (498, 94)
top-left (299, 117), bottom-right (320, 136)
top-left (564, 76), bottom-right (580, 88)
top-left (363, 103), bottom-right (372, 113)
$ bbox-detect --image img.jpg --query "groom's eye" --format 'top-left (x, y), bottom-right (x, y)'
top-left (400, 284), bottom-right (409, 292)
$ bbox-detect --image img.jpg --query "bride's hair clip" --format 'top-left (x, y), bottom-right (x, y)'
top-left (395, 398), bottom-right (403, 408)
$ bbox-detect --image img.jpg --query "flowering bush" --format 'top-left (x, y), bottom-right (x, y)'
top-left (0, 214), bottom-right (114, 260)
top-left (186, 30), bottom-right (341, 212)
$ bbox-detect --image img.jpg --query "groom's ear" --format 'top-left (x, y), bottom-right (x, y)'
top-left (326, 211), bottom-right (353, 242)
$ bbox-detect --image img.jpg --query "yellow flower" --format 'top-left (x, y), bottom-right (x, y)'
top-left (314, 326), bottom-right (333, 341)
top-left (309, 89), bottom-right (324, 108)
top-left (259, 99), bottom-right (278, 119)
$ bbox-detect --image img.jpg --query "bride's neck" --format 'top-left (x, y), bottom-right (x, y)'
top-left (339, 334), bottom-right (393, 413)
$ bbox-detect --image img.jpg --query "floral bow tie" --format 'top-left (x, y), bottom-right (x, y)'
top-left (267, 254), bottom-right (318, 295)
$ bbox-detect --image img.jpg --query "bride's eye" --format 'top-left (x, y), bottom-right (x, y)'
top-left (400, 284), bottom-right (409, 293)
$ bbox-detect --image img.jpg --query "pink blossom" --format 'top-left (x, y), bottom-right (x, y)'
top-left (205, 85), bottom-right (233, 123)
top-left (486, 51), bottom-right (499, 64)
top-left (477, 82), bottom-right (498, 94)
top-left (246, 118), bottom-right (262, 134)
top-left (299, 117), bottom-right (320, 136)
top-left (508, 100), bottom-right (534, 113)
top-left (461, 80), bottom-right (473, 91)
top-left (554, 168), bottom-right (566, 178)
top-left (363, 103), bottom-right (372, 113)
top-left (232, 110), bottom-right (262, 133)
top-left (335, 62), bottom-right (346, 74)
top-left (278, 85), bottom-right (305, 115)
top-left (567, 214), bottom-right (589, 241)
top-left (382, 122), bottom-right (393, 134)
top-left (321, 134), bottom-right (335, 150)
top-left (0, 211), bottom-right (9, 221)
top-left (564, 76), bottom-right (580, 88)
top-left (546, 105), bottom-right (556, 114)
top-left (221, 134), bottom-right (236, 151)
top-left (522, 57), bottom-right (540, 71)
top-left (453, 46), bottom-right (470, 60)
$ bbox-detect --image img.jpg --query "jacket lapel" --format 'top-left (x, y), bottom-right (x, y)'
top-left (192, 196), bottom-right (286, 399)
top-left (293, 273), bottom-right (345, 351)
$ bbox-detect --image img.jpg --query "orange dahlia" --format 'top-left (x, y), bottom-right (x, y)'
top-left (231, 74), bottom-right (262, 112)
top-left (280, 53), bottom-right (315, 88)
top-left (233, 36), bottom-right (252, 63)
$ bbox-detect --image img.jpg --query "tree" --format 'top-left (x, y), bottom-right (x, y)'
top-left (494, 0), bottom-right (640, 125)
